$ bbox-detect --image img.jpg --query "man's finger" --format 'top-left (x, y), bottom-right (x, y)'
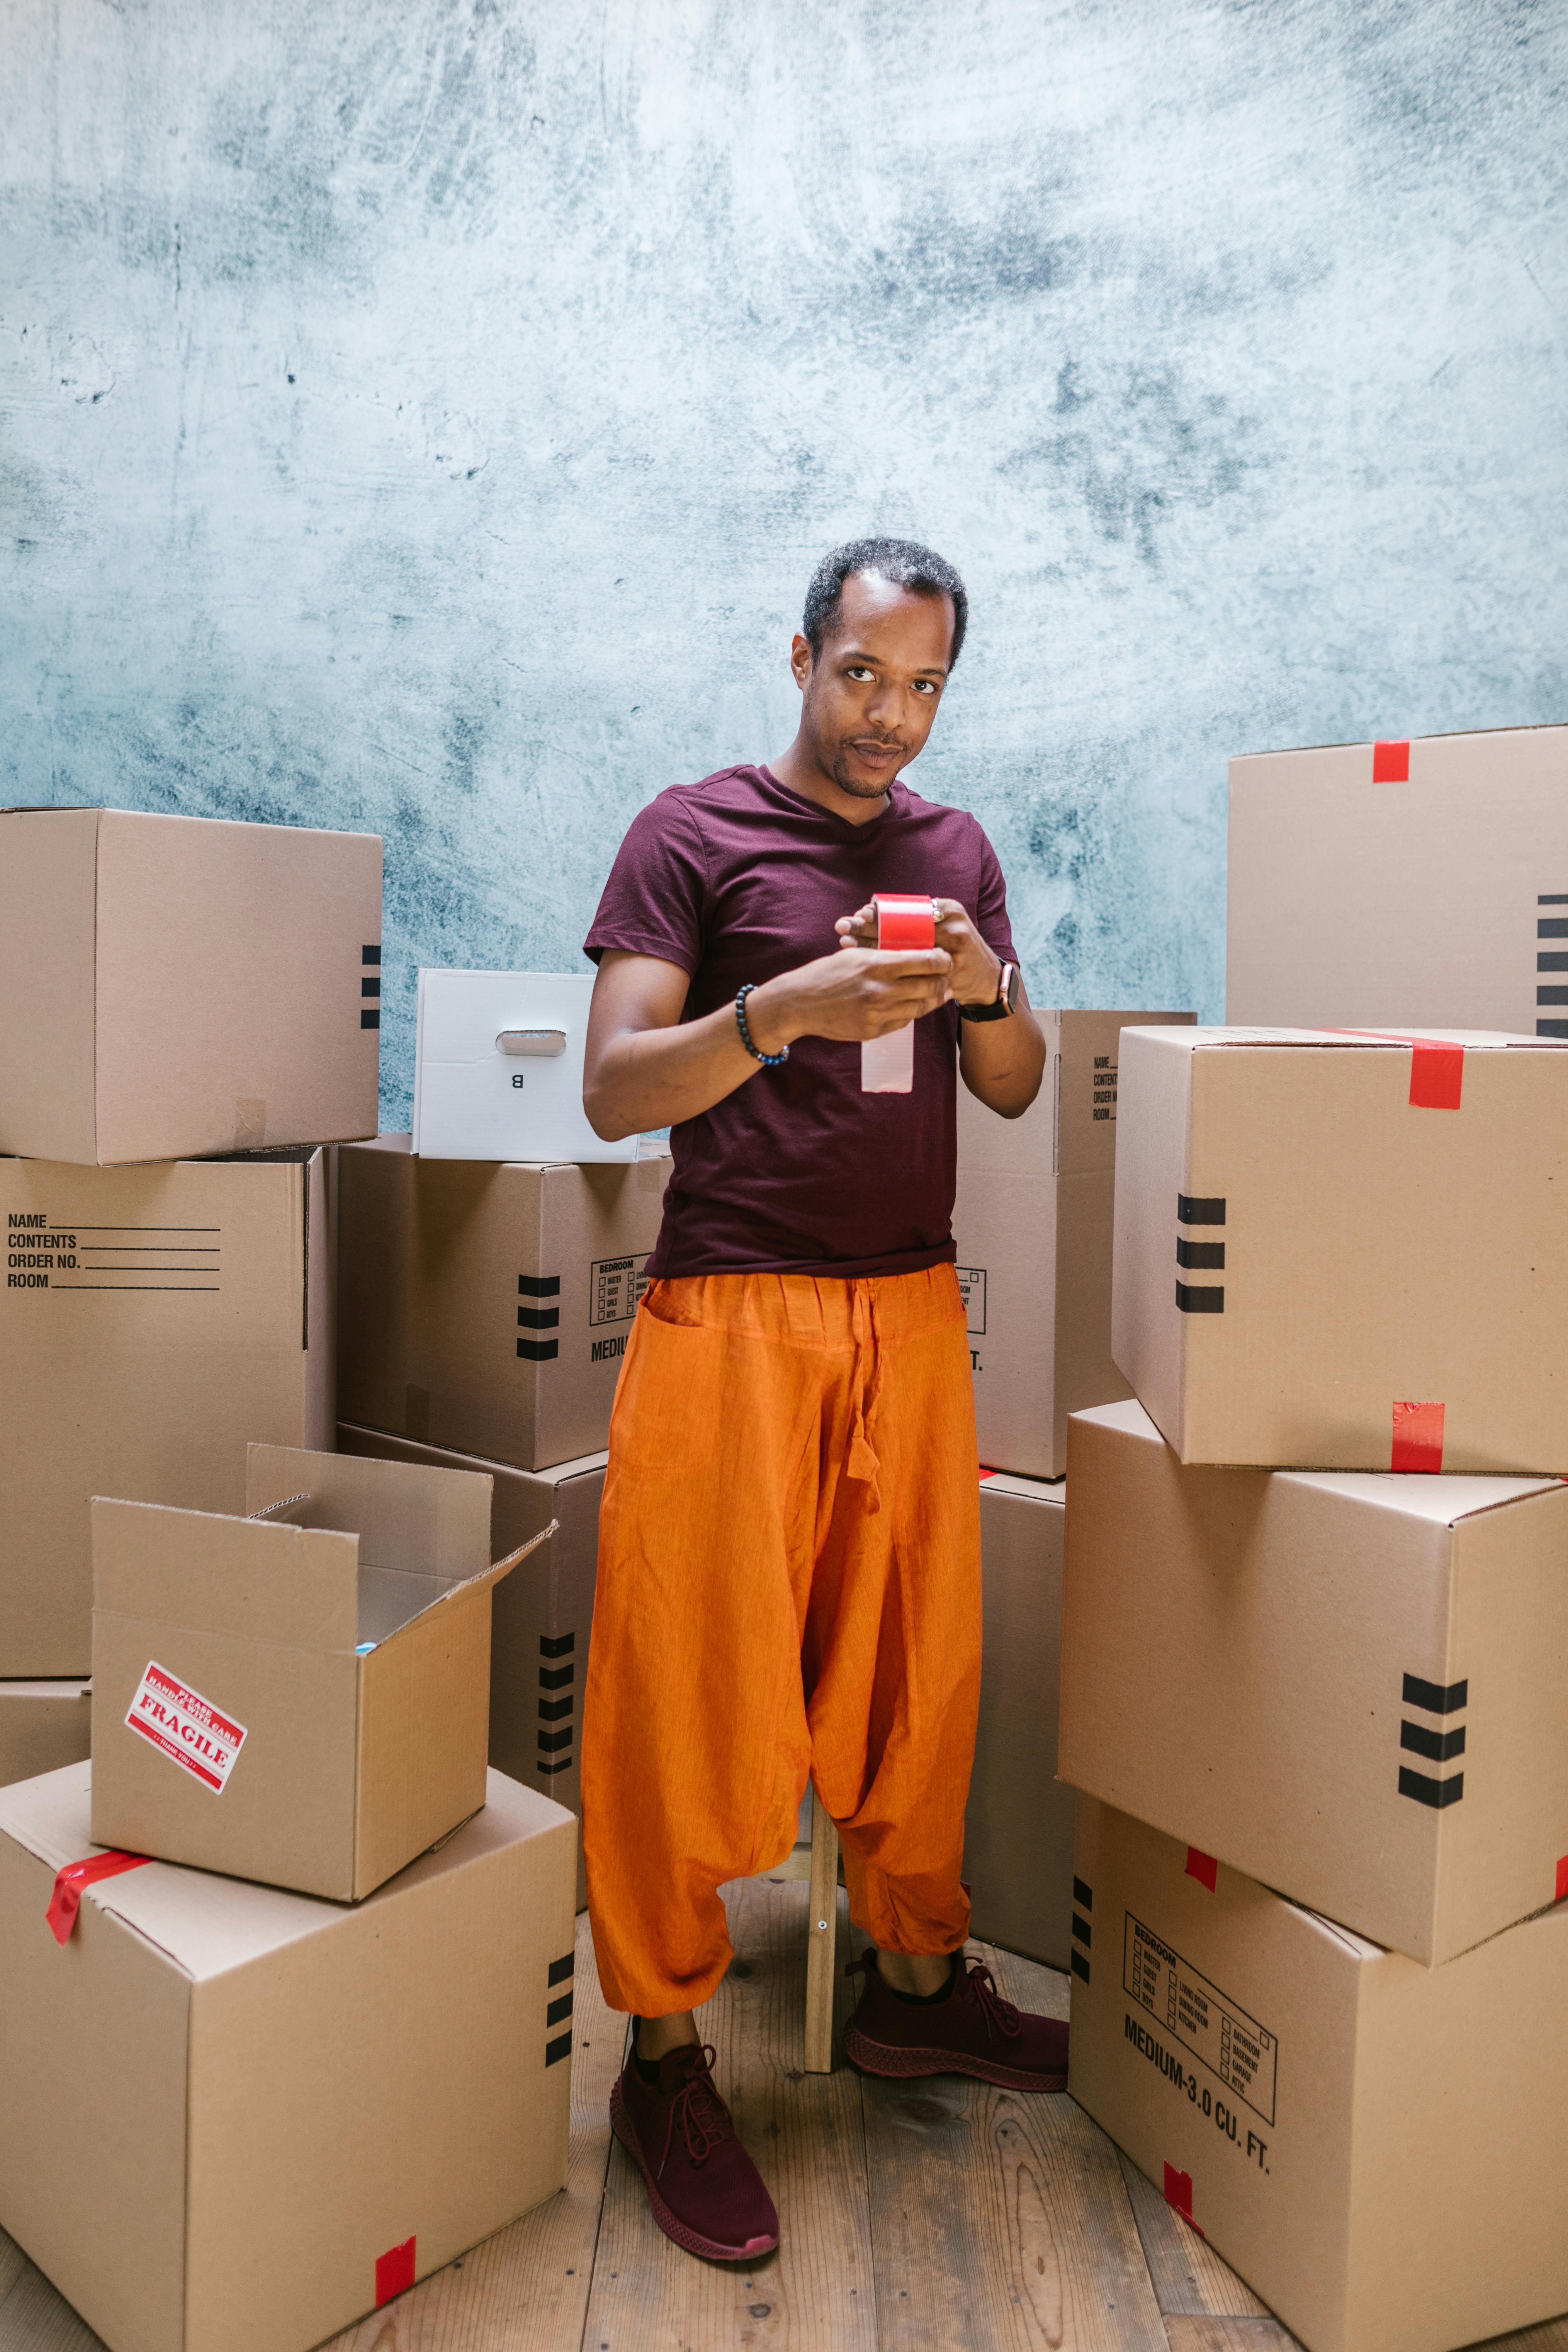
top-left (862, 948), bottom-right (952, 976)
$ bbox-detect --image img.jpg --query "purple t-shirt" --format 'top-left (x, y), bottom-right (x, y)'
top-left (584, 765), bottom-right (1018, 1280)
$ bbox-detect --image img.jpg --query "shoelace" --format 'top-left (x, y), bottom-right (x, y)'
top-left (962, 1961), bottom-right (1024, 2043)
top-left (656, 2045), bottom-right (735, 2175)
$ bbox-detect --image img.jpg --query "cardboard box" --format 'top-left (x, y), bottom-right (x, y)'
top-left (0, 1760), bottom-right (575, 2352)
top-left (413, 969), bottom-right (639, 1162)
top-left (340, 1421), bottom-right (602, 1908)
top-left (1069, 1796), bottom-right (1568, 2352)
top-left (91, 1444), bottom-right (548, 1901)
top-left (0, 1682), bottom-right (91, 1787)
top-left (338, 1133), bottom-right (671, 1472)
top-left (954, 1009), bottom-right (1193, 1477)
top-left (1060, 1399), bottom-right (1568, 1965)
top-left (963, 1472), bottom-right (1076, 1968)
top-left (1111, 1023), bottom-right (1568, 1471)
top-left (0, 807), bottom-right (382, 1166)
top-left (1, 1149), bottom-right (334, 1675)
top-left (1227, 725), bottom-right (1568, 1038)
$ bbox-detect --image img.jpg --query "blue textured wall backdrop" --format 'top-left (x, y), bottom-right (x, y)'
top-left (3, 0), bottom-right (1565, 1125)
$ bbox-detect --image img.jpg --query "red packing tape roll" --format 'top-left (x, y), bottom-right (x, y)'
top-left (46, 1850), bottom-right (150, 1946)
top-left (873, 892), bottom-right (936, 950)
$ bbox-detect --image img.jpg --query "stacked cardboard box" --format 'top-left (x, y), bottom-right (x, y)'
top-left (1060, 1017), bottom-right (1568, 2352)
top-left (336, 1127), bottom-right (670, 1878)
top-left (0, 811), bottom-right (580, 2352)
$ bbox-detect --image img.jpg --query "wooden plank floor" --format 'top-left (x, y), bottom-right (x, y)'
top-left (2, 1874), bottom-right (1566, 2352)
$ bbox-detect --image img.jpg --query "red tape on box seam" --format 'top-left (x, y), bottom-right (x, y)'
top-left (375, 2237), bottom-right (417, 2306)
top-left (1555, 1857), bottom-right (1568, 1906)
top-left (1372, 739), bottom-right (1410, 783)
top-left (1322, 1027), bottom-right (1464, 1110)
top-left (1391, 1401), bottom-right (1445, 1474)
top-left (46, 1851), bottom-right (150, 1946)
top-left (1184, 1847), bottom-right (1218, 1893)
top-left (1163, 2162), bottom-right (1203, 2235)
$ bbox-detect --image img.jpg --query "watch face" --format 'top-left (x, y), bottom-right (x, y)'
top-left (1004, 963), bottom-right (1022, 1013)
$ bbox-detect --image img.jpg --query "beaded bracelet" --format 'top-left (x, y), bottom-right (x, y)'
top-left (736, 984), bottom-right (789, 1066)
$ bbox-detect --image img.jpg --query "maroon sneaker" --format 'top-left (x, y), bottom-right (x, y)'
top-left (610, 2040), bottom-right (780, 2262)
top-left (843, 1948), bottom-right (1068, 2091)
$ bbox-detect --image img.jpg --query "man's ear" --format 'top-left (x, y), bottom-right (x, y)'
top-left (790, 632), bottom-right (813, 690)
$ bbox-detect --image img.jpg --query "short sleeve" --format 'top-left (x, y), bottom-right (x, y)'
top-left (973, 823), bottom-right (1018, 968)
top-left (583, 793), bottom-right (710, 975)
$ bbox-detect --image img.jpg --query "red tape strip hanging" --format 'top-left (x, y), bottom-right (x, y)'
top-left (46, 1850), bottom-right (151, 1946)
top-left (1372, 739), bottom-right (1410, 783)
top-left (1391, 1401), bottom-right (1445, 1474)
top-left (1184, 1847), bottom-right (1218, 1893)
top-left (872, 892), bottom-right (936, 951)
top-left (1555, 1856), bottom-right (1568, 1906)
top-left (1163, 2162), bottom-right (1203, 2234)
top-left (375, 2238), bottom-right (417, 2306)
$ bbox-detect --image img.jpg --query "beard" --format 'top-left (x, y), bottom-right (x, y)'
top-left (829, 744), bottom-right (904, 797)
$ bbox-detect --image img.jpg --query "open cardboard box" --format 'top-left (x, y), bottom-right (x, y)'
top-left (1113, 1023), bottom-right (1568, 1471)
top-left (0, 1760), bottom-right (575, 2352)
top-left (91, 1445), bottom-right (553, 1900)
top-left (0, 1681), bottom-right (92, 1789)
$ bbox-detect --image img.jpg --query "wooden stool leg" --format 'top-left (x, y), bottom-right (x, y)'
top-left (804, 1787), bottom-right (840, 2073)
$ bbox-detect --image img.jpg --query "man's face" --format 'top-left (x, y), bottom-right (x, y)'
top-left (792, 571), bottom-right (954, 799)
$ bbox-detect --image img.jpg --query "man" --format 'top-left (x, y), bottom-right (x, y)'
top-left (579, 536), bottom-right (1066, 2264)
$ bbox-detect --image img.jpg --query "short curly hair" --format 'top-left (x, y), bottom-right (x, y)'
top-left (801, 536), bottom-right (967, 668)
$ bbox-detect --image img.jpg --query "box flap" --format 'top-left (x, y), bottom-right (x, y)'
top-left (980, 1471), bottom-right (1065, 1505)
top-left (92, 1496), bottom-right (360, 1652)
top-left (1138, 1023), bottom-right (1566, 1054)
top-left (363, 1520), bottom-right (557, 1656)
top-left (245, 1442), bottom-right (492, 1580)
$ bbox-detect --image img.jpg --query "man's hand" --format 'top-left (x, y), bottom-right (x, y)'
top-left (743, 945), bottom-right (953, 1057)
top-left (834, 897), bottom-right (1002, 1010)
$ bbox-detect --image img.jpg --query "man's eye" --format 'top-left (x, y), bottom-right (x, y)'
top-left (846, 666), bottom-right (874, 681)
top-left (913, 679), bottom-right (937, 696)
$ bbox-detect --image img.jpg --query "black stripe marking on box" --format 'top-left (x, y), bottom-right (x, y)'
top-left (362, 977), bottom-right (381, 998)
top-left (538, 1726), bottom-right (573, 1753)
top-left (518, 1338), bottom-right (560, 1361)
top-left (1176, 1282), bottom-right (1225, 1314)
top-left (1073, 1877), bottom-right (1092, 1910)
top-left (1539, 988), bottom-right (1568, 1007)
top-left (363, 943), bottom-right (382, 964)
top-left (1538, 1020), bottom-right (1568, 1038)
top-left (1072, 1914), bottom-right (1091, 1948)
top-left (1539, 953), bottom-right (1568, 971)
top-left (1540, 919), bottom-right (1568, 939)
top-left (546, 1992), bottom-right (573, 2029)
top-left (519, 1274), bottom-right (562, 1298)
top-left (1399, 1767), bottom-right (1464, 1808)
top-left (1403, 1673), bottom-right (1468, 1715)
top-left (541, 1632), bottom-right (575, 1658)
top-left (360, 1009), bottom-right (380, 1030)
top-left (548, 1951), bottom-right (574, 1986)
top-left (1402, 1721), bottom-right (1465, 1763)
top-left (545, 2032), bottom-right (572, 2067)
top-left (1070, 1950), bottom-right (1091, 1984)
top-left (518, 1305), bottom-right (561, 1330)
top-left (1177, 1194), bottom-right (1226, 1225)
top-left (540, 1662), bottom-right (575, 1691)
top-left (535, 1758), bottom-right (571, 1775)
top-left (1176, 1239), bottom-right (1225, 1271)
top-left (539, 1695), bottom-right (573, 1722)
top-left (1541, 896), bottom-right (1568, 905)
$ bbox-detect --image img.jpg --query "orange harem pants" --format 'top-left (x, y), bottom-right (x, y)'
top-left (581, 1262), bottom-right (982, 2018)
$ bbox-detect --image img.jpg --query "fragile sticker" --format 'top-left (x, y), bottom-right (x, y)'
top-left (125, 1661), bottom-right (247, 1794)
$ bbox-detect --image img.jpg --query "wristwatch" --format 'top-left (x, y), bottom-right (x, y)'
top-left (959, 961), bottom-right (1021, 1023)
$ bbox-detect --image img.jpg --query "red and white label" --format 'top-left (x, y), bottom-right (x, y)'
top-left (125, 1662), bottom-right (247, 1793)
